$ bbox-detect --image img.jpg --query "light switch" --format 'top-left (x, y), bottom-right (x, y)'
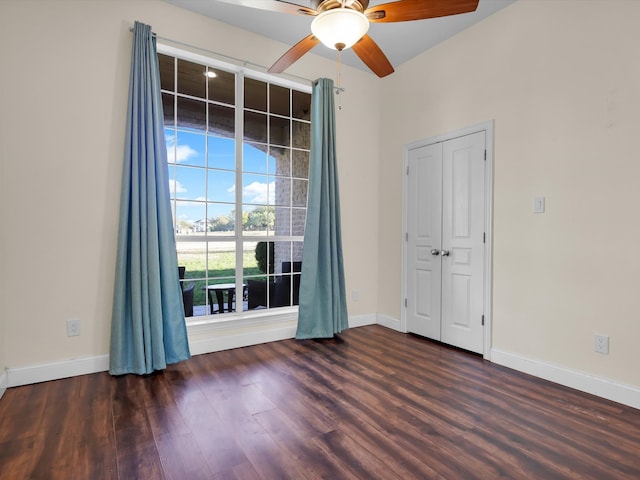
top-left (533, 196), bottom-right (545, 214)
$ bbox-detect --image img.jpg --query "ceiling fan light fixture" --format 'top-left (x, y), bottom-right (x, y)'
top-left (311, 8), bottom-right (369, 51)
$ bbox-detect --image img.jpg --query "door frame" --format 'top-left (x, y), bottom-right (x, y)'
top-left (401, 120), bottom-right (494, 360)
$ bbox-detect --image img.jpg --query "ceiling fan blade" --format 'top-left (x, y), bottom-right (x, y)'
top-left (365, 0), bottom-right (479, 23)
top-left (352, 35), bottom-right (394, 78)
top-left (215, 0), bottom-right (317, 16)
top-left (268, 34), bottom-right (320, 73)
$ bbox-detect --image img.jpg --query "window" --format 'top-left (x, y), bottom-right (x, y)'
top-left (158, 49), bottom-right (311, 319)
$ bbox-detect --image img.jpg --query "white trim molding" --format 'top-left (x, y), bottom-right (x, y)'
top-left (491, 348), bottom-right (640, 410)
top-left (0, 370), bottom-right (8, 400)
top-left (7, 355), bottom-right (109, 388)
top-left (349, 314), bottom-right (377, 329)
top-left (377, 313), bottom-right (402, 332)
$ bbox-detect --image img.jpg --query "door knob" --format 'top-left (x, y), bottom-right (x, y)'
top-left (431, 249), bottom-right (440, 256)
top-left (440, 250), bottom-right (450, 257)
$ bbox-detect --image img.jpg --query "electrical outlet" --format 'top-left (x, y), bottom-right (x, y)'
top-left (66, 319), bottom-right (81, 337)
top-left (594, 334), bottom-right (609, 354)
top-left (352, 290), bottom-right (360, 302)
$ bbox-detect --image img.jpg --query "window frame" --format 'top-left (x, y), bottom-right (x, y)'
top-left (158, 43), bottom-right (311, 323)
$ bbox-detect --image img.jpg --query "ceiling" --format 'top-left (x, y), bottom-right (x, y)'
top-left (163, 0), bottom-right (515, 75)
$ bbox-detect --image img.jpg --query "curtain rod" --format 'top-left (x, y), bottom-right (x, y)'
top-left (128, 25), bottom-right (313, 85)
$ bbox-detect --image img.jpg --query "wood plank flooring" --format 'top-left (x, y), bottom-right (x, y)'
top-left (1, 325), bottom-right (639, 479)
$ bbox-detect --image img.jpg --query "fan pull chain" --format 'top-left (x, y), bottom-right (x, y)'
top-left (336, 50), bottom-right (342, 110)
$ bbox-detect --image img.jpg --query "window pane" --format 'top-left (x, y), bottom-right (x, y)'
top-left (274, 177), bottom-right (291, 207)
top-left (244, 77), bottom-right (267, 111)
top-left (274, 241), bottom-right (301, 307)
top-left (207, 170), bottom-right (236, 203)
top-left (292, 208), bottom-right (307, 236)
top-left (292, 120), bottom-right (310, 149)
top-left (243, 205), bottom-right (274, 232)
top-left (207, 245), bottom-right (235, 280)
top-left (292, 179), bottom-right (308, 207)
top-left (207, 202), bottom-right (235, 235)
top-left (162, 93), bottom-right (174, 125)
top-left (244, 111), bottom-right (267, 143)
top-left (175, 166), bottom-right (206, 200)
top-left (272, 147), bottom-right (290, 176)
top-left (175, 131), bottom-right (205, 167)
top-left (243, 241), bottom-right (263, 277)
top-left (176, 201), bottom-right (206, 233)
top-left (269, 116), bottom-right (290, 147)
top-left (243, 173), bottom-right (272, 205)
top-left (206, 277), bottom-right (239, 314)
top-left (177, 97), bottom-right (206, 130)
top-left (208, 104), bottom-right (234, 138)
top-left (243, 142), bottom-right (268, 174)
top-left (166, 128), bottom-right (177, 165)
top-left (270, 84), bottom-right (290, 116)
top-left (177, 59), bottom-right (206, 99)
top-left (158, 54), bottom-right (174, 91)
top-left (208, 136), bottom-right (235, 170)
top-left (292, 150), bottom-right (309, 178)
top-left (176, 241), bottom-right (207, 316)
top-left (209, 68), bottom-right (235, 105)
top-left (274, 207), bottom-right (291, 236)
top-left (292, 90), bottom-right (311, 120)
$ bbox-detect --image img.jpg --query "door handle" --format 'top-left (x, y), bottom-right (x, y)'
top-left (440, 250), bottom-right (450, 257)
top-left (431, 249), bottom-right (440, 256)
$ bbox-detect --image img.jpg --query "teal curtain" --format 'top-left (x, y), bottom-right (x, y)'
top-left (296, 78), bottom-right (349, 339)
top-left (109, 22), bottom-right (190, 375)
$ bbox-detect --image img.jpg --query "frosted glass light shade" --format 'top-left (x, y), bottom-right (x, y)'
top-left (311, 8), bottom-right (370, 51)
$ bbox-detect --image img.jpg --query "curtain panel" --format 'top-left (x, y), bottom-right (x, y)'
top-left (296, 78), bottom-right (349, 339)
top-left (110, 21), bottom-right (190, 375)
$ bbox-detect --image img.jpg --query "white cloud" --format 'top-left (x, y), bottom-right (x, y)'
top-left (168, 179), bottom-right (187, 194)
top-left (165, 135), bottom-right (197, 163)
top-left (240, 181), bottom-right (275, 204)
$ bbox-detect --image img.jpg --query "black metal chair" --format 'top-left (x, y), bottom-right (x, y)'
top-left (178, 266), bottom-right (194, 317)
top-left (182, 282), bottom-right (195, 317)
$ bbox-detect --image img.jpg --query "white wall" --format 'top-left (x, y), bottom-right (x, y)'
top-left (0, 0), bottom-right (380, 372)
top-left (379, 0), bottom-right (640, 390)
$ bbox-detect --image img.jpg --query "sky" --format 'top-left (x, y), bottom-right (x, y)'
top-left (166, 128), bottom-right (276, 225)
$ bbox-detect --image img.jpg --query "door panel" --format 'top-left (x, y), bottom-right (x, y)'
top-left (406, 143), bottom-right (442, 339)
top-left (441, 131), bottom-right (485, 353)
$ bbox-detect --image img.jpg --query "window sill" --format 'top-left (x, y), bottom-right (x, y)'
top-left (186, 306), bottom-right (299, 335)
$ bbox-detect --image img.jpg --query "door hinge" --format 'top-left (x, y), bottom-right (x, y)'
top-left (481, 314), bottom-right (485, 326)
top-left (406, 165), bottom-right (409, 175)
top-left (483, 232), bottom-right (486, 243)
top-left (405, 232), bottom-right (409, 242)
top-left (405, 298), bottom-right (408, 308)
top-left (484, 149), bottom-right (487, 161)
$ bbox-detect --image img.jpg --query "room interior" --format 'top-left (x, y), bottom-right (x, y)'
top-left (0, 0), bottom-right (639, 415)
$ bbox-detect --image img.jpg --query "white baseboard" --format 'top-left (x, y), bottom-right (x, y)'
top-left (349, 313), bottom-right (377, 328)
top-left (0, 370), bottom-right (8, 400)
top-left (7, 355), bottom-right (109, 388)
top-left (377, 313), bottom-right (402, 332)
top-left (491, 348), bottom-right (640, 410)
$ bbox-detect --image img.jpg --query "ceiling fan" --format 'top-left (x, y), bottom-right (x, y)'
top-left (217, 0), bottom-right (479, 77)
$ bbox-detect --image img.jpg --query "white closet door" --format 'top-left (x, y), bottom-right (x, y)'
top-left (406, 131), bottom-right (486, 354)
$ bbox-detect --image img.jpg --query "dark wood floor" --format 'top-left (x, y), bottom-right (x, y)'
top-left (1, 325), bottom-right (639, 479)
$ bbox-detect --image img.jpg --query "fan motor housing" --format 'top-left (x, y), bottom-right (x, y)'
top-left (312, 0), bottom-right (369, 13)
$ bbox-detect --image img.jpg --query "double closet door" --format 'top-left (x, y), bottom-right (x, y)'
top-left (406, 131), bottom-right (485, 354)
